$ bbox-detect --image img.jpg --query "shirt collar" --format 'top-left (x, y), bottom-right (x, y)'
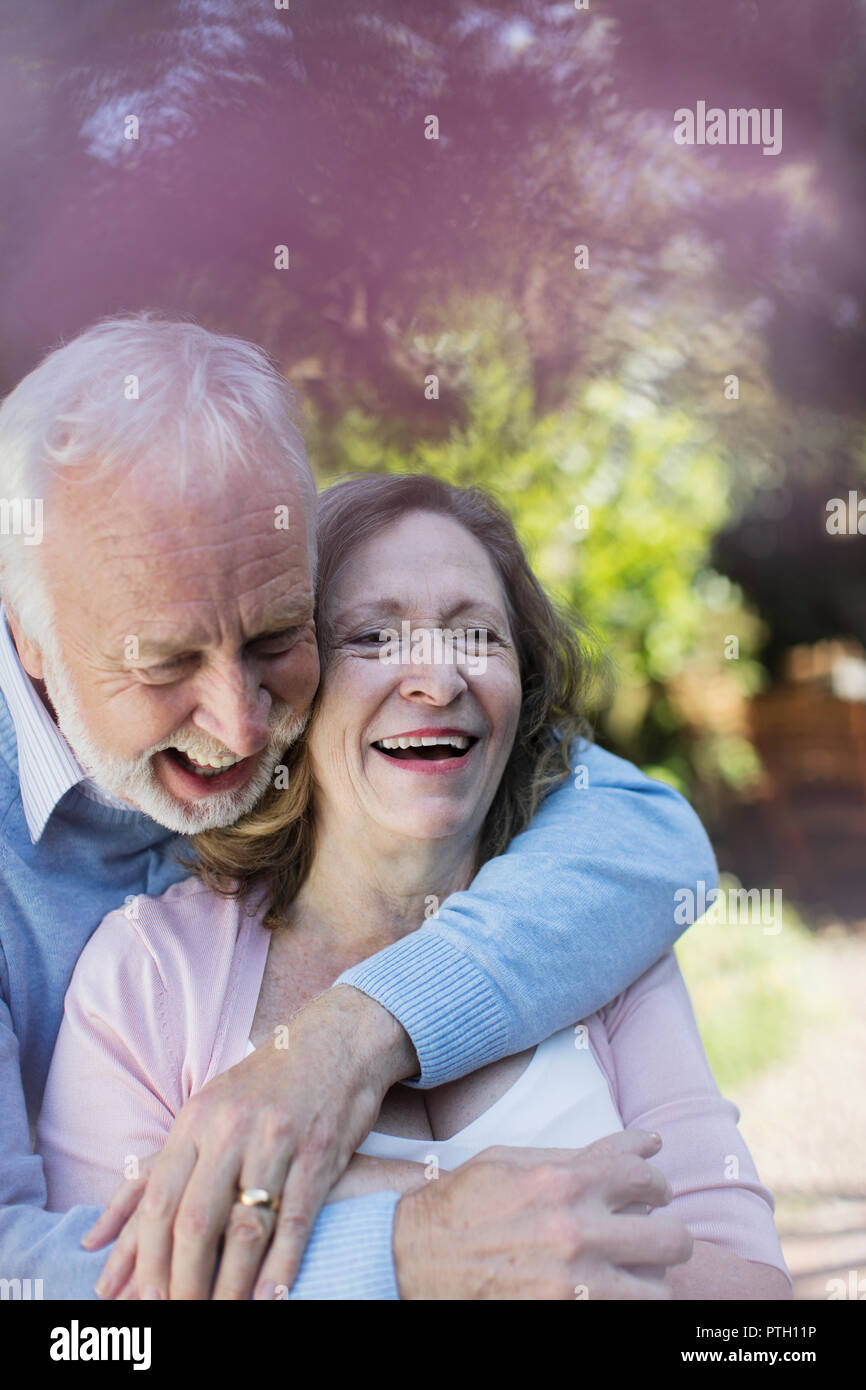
top-left (0, 605), bottom-right (128, 842)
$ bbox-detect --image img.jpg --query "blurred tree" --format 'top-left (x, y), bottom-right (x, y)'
top-left (2, 0), bottom-right (865, 802)
top-left (1, 0), bottom-right (863, 419)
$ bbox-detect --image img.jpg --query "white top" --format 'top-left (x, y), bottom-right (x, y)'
top-left (246, 1025), bottom-right (623, 1168)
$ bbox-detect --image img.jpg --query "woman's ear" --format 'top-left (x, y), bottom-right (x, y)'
top-left (4, 603), bottom-right (46, 680)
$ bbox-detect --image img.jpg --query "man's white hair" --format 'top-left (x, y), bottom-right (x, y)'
top-left (0, 311), bottom-right (318, 642)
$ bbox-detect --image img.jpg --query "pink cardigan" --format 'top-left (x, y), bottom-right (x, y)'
top-left (37, 875), bottom-right (790, 1281)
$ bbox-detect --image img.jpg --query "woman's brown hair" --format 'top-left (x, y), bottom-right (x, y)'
top-left (191, 473), bottom-right (602, 927)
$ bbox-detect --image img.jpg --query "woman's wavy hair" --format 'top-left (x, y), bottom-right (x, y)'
top-left (191, 473), bottom-right (602, 927)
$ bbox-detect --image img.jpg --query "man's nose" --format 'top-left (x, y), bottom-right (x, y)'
top-left (189, 663), bottom-right (273, 756)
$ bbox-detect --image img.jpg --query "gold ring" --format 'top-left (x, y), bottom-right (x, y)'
top-left (237, 1187), bottom-right (281, 1212)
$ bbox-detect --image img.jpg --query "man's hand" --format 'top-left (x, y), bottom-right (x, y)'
top-left (85, 986), bottom-right (416, 1301)
top-left (83, 1153), bottom-right (157, 1300)
top-left (393, 1130), bottom-right (692, 1300)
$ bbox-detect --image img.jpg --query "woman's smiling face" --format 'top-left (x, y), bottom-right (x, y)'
top-left (307, 508), bottom-right (523, 848)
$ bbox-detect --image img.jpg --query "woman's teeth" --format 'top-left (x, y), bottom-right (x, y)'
top-left (376, 734), bottom-right (470, 751)
top-left (372, 734), bottom-right (475, 763)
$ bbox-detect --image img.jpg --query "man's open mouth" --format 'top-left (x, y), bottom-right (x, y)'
top-left (371, 733), bottom-right (477, 763)
top-left (164, 748), bottom-right (246, 780)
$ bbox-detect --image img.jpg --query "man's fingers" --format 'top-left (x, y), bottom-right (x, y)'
top-left (180, 1130), bottom-right (300, 1301)
top-left (211, 1203), bottom-right (278, 1301)
top-left (475, 1131), bottom-right (663, 1172)
top-left (83, 1183), bottom-right (144, 1252)
top-left (210, 1143), bottom-right (295, 1300)
top-left (94, 1215), bottom-right (140, 1300)
top-left (132, 1137), bottom-right (200, 1300)
top-left (586, 1128), bottom-right (663, 1162)
top-left (165, 1147), bottom-right (247, 1300)
top-left (602, 1153), bottom-right (671, 1212)
top-left (115, 1276), bottom-right (142, 1301)
top-left (253, 1156), bottom-right (335, 1299)
top-left (84, 1152), bottom-right (163, 1251)
top-left (83, 1174), bottom-right (147, 1250)
top-left (592, 1212), bottom-right (693, 1269)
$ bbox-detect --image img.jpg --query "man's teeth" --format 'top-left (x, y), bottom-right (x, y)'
top-left (177, 751), bottom-right (244, 776)
top-left (377, 735), bottom-right (470, 750)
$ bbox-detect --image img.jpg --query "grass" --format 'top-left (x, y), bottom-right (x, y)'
top-left (674, 877), bottom-right (831, 1091)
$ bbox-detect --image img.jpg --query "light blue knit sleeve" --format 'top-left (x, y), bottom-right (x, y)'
top-left (336, 741), bottom-right (718, 1087)
top-left (288, 1193), bottom-right (400, 1299)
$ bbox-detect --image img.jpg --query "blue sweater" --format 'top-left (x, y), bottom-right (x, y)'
top-left (0, 690), bottom-right (717, 1298)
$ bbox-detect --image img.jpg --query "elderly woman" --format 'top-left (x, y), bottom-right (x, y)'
top-left (37, 473), bottom-right (791, 1299)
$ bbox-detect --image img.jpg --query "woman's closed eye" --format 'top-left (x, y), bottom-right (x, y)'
top-left (339, 625), bottom-right (511, 659)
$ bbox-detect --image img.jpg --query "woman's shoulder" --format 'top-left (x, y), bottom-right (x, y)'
top-left (79, 874), bottom-right (265, 995)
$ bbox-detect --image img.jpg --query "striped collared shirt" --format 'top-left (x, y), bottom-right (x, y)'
top-left (0, 605), bottom-right (130, 843)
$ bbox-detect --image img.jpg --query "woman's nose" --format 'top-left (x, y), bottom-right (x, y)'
top-left (397, 655), bottom-right (469, 704)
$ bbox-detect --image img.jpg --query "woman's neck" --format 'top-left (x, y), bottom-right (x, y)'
top-left (287, 817), bottom-right (480, 959)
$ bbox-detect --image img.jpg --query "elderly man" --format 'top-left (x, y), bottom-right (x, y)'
top-left (0, 314), bottom-right (714, 1300)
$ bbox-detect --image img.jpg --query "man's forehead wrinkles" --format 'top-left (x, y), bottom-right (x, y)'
top-left (252, 568), bottom-right (314, 601)
top-left (69, 546), bottom-right (312, 612)
top-left (108, 561), bottom-right (312, 605)
top-left (59, 501), bottom-right (308, 556)
top-left (86, 531), bottom-right (309, 567)
top-left (73, 493), bottom-right (300, 529)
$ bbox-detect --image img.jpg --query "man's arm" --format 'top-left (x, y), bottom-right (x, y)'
top-left (337, 740), bottom-right (718, 1085)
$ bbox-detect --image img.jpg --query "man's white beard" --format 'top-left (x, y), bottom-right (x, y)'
top-left (40, 637), bottom-right (309, 834)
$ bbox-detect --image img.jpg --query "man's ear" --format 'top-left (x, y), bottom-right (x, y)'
top-left (4, 603), bottom-right (45, 681)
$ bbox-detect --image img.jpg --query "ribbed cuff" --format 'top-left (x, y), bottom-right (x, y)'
top-left (289, 1192), bottom-right (401, 1300)
top-left (335, 931), bottom-right (509, 1088)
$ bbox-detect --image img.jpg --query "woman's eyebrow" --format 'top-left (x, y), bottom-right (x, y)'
top-left (341, 597), bottom-right (507, 624)
top-left (340, 599), bottom-right (404, 622)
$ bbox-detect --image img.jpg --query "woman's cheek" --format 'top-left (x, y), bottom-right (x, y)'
top-left (484, 664), bottom-right (522, 733)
